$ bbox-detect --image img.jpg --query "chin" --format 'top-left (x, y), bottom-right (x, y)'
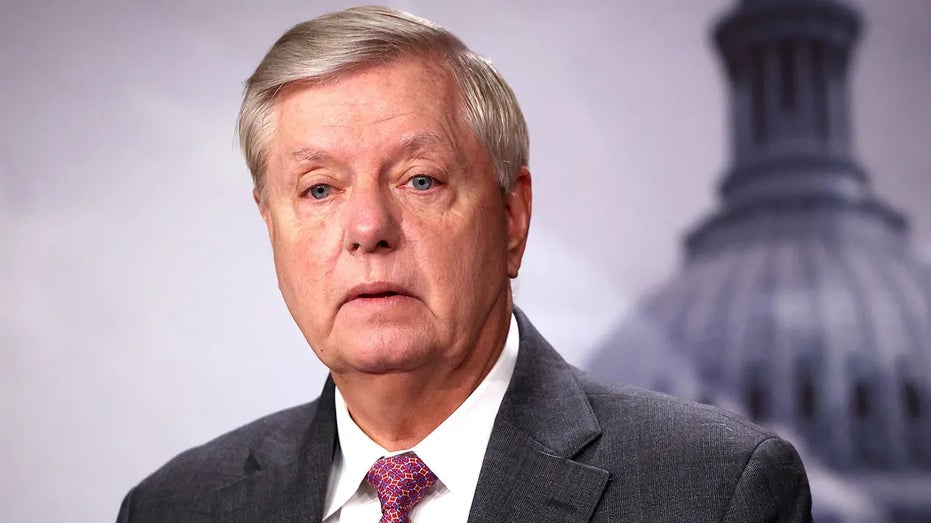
top-left (332, 327), bottom-right (438, 374)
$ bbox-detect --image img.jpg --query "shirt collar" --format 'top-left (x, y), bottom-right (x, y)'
top-left (323, 312), bottom-right (520, 519)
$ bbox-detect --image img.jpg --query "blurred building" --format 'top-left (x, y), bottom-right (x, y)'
top-left (588, 0), bottom-right (931, 521)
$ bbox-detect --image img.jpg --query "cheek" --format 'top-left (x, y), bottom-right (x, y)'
top-left (410, 202), bottom-right (509, 298)
top-left (271, 216), bottom-right (342, 310)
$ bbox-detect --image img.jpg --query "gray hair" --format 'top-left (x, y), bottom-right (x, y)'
top-left (237, 6), bottom-right (529, 197)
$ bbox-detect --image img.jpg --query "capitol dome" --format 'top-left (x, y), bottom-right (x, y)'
top-left (588, 0), bottom-right (931, 479)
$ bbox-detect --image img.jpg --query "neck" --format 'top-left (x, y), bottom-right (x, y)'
top-left (334, 301), bottom-right (512, 451)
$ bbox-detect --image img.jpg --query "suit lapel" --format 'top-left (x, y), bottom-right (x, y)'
top-left (207, 378), bottom-right (338, 522)
top-left (468, 310), bottom-right (610, 522)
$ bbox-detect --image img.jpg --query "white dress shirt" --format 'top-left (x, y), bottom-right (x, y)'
top-left (322, 313), bottom-right (520, 523)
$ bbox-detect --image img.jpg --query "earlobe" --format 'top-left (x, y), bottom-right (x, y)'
top-left (505, 166), bottom-right (532, 278)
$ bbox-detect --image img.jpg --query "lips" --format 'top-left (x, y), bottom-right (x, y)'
top-left (343, 282), bottom-right (415, 305)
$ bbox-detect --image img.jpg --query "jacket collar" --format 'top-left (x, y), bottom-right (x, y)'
top-left (467, 308), bottom-right (609, 522)
top-left (208, 377), bottom-right (337, 522)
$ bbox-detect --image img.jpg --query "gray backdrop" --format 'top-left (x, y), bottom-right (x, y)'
top-left (2, 1), bottom-right (929, 521)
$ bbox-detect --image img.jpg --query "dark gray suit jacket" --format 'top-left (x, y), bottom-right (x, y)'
top-left (118, 310), bottom-right (811, 522)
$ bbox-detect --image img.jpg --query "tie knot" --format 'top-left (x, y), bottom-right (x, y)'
top-left (366, 453), bottom-right (437, 522)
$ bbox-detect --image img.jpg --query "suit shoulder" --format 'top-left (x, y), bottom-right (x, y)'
top-left (576, 370), bottom-right (776, 450)
top-left (125, 400), bottom-right (320, 516)
top-left (571, 372), bottom-right (810, 519)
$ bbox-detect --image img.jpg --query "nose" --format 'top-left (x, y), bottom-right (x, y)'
top-left (343, 185), bottom-right (400, 254)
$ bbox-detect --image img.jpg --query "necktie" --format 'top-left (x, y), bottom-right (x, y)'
top-left (365, 452), bottom-right (437, 523)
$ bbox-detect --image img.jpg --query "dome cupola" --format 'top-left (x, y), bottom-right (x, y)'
top-left (589, 0), bottom-right (931, 473)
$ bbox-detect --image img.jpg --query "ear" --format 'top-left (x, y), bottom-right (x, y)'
top-left (504, 166), bottom-right (532, 279)
top-left (254, 187), bottom-right (275, 243)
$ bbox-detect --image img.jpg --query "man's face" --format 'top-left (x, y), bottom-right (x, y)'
top-left (258, 57), bottom-right (531, 379)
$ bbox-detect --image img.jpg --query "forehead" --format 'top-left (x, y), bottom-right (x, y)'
top-left (270, 58), bottom-right (466, 154)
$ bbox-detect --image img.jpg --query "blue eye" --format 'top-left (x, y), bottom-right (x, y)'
top-left (410, 175), bottom-right (435, 191)
top-left (307, 184), bottom-right (331, 200)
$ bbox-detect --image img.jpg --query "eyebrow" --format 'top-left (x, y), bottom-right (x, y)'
top-left (398, 131), bottom-right (445, 156)
top-left (289, 147), bottom-right (332, 165)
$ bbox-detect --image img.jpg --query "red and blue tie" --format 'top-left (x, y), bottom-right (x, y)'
top-left (365, 453), bottom-right (437, 523)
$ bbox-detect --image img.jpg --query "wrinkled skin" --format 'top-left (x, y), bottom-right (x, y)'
top-left (256, 57), bottom-right (531, 430)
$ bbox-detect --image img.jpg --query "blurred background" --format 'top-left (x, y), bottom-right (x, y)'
top-left (1, 0), bottom-right (928, 521)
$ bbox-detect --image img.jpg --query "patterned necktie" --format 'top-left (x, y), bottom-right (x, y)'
top-left (365, 453), bottom-right (438, 523)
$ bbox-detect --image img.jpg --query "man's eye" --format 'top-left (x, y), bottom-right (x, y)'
top-left (307, 184), bottom-right (332, 200)
top-left (409, 175), bottom-right (436, 191)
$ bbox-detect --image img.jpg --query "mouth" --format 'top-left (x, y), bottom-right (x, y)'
top-left (357, 291), bottom-right (402, 299)
top-left (343, 283), bottom-right (415, 306)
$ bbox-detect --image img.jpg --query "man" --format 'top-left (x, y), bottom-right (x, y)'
top-left (118, 6), bottom-right (811, 522)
